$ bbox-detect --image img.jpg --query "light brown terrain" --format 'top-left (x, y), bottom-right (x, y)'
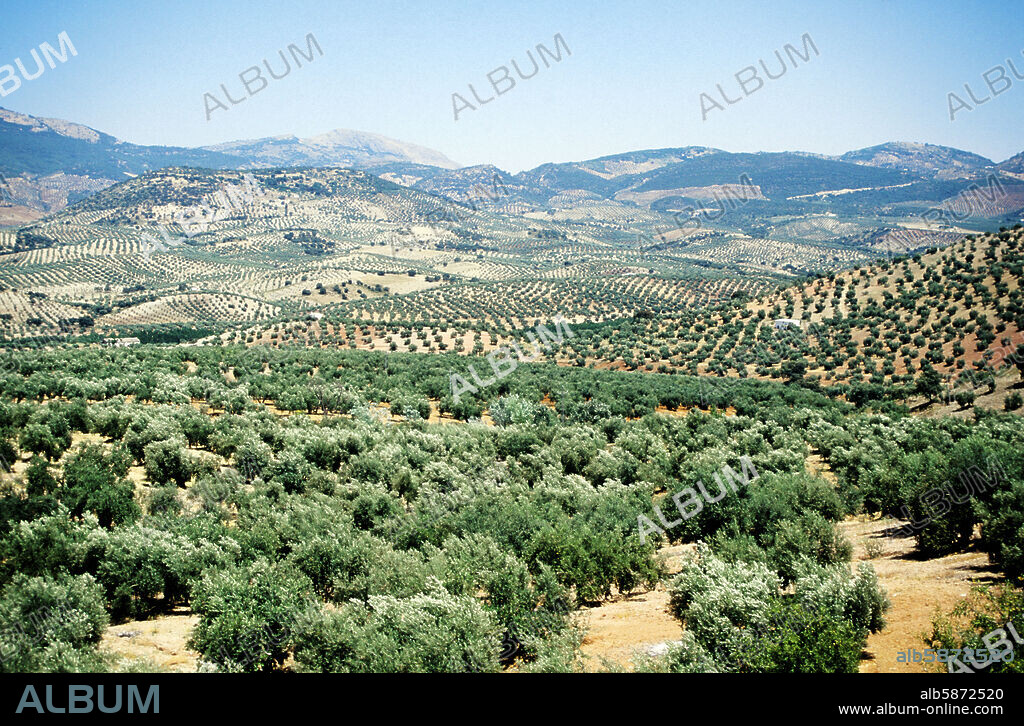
top-left (579, 544), bottom-right (691, 671)
top-left (101, 609), bottom-right (200, 673)
top-left (842, 517), bottom-right (1000, 673)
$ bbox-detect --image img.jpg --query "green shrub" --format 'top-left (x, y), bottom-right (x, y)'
top-left (288, 529), bottom-right (428, 602)
top-left (490, 395), bottom-right (538, 426)
top-left (144, 438), bottom-right (193, 488)
top-left (351, 486), bottom-right (402, 531)
top-left (661, 547), bottom-right (878, 673)
top-left (0, 508), bottom-right (104, 582)
top-left (793, 559), bottom-right (889, 634)
top-left (19, 422), bottom-right (69, 461)
top-left (525, 517), bottom-right (658, 603)
top-left (745, 599), bottom-right (864, 673)
top-left (766, 512), bottom-right (853, 582)
top-left (638, 631), bottom-right (721, 673)
top-left (293, 579), bottom-right (501, 673)
top-left (96, 527), bottom-right (173, 621)
top-left (0, 438), bottom-right (15, 472)
top-left (147, 486), bottom-right (182, 517)
top-left (188, 560), bottom-right (315, 672)
top-left (188, 471), bottom-right (240, 517)
top-left (61, 444), bottom-right (139, 528)
top-left (926, 584), bottom-right (1024, 673)
top-left (0, 573), bottom-right (108, 673)
top-left (980, 482), bottom-right (1024, 580)
top-left (425, 535), bottom-right (573, 659)
top-left (514, 622), bottom-right (586, 673)
top-left (95, 524), bottom-right (236, 621)
top-left (666, 545), bottom-right (780, 642)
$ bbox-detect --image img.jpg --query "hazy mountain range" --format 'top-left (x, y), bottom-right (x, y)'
top-left (201, 129), bottom-right (460, 171)
top-left (1, 106), bottom-right (1022, 225)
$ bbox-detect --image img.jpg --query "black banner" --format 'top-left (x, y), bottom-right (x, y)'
top-left (0, 674), bottom-right (1018, 721)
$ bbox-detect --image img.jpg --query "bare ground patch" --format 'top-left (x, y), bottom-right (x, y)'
top-left (841, 516), bottom-right (1000, 673)
top-left (101, 609), bottom-right (200, 673)
top-left (578, 543), bottom-right (692, 671)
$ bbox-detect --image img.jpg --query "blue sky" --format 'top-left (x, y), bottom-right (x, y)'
top-left (1, 0), bottom-right (1022, 171)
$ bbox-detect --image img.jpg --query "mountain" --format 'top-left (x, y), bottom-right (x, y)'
top-left (492, 149), bottom-right (923, 212)
top-left (389, 148), bottom-right (914, 210)
top-left (0, 107), bottom-right (242, 220)
top-left (411, 164), bottom-right (549, 208)
top-left (0, 108), bottom-right (460, 221)
top-left (840, 142), bottom-right (994, 179)
top-left (568, 146), bottom-right (723, 177)
top-left (0, 107), bottom-right (242, 178)
top-left (998, 150), bottom-right (1024, 176)
top-left (619, 151), bottom-right (911, 200)
top-left (202, 129), bottom-right (460, 171)
top-left (2, 105), bottom-right (1020, 231)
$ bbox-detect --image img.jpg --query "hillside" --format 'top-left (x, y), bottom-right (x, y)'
top-left (551, 225), bottom-right (1024, 407)
top-left (2, 162), bottom-right (1021, 361)
top-left (840, 142), bottom-right (994, 179)
top-left (0, 166), bottom-right (686, 340)
top-left (200, 226), bottom-right (1024, 416)
top-left (0, 108), bottom-right (461, 221)
top-left (999, 150), bottom-right (1024, 176)
top-left (0, 107), bottom-right (241, 220)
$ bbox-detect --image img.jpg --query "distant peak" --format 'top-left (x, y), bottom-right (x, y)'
top-left (200, 127), bottom-right (460, 170)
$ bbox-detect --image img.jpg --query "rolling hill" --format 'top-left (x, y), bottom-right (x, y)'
top-left (840, 141), bottom-right (995, 178)
top-left (192, 224), bottom-right (1024, 417)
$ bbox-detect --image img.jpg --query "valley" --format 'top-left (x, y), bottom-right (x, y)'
top-left (1, 81), bottom-right (1023, 682)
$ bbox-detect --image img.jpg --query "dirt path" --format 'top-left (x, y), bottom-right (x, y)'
top-left (578, 544), bottom-right (692, 671)
top-left (840, 517), bottom-right (1000, 673)
top-left (814, 449), bottom-right (1000, 673)
top-left (578, 588), bottom-right (681, 671)
top-left (804, 449), bottom-right (837, 484)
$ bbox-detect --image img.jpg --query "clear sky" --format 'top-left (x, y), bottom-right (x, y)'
top-left (1, 0), bottom-right (1022, 171)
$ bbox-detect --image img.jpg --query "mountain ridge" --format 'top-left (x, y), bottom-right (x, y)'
top-left (201, 128), bottom-right (460, 171)
top-left (1, 105), bottom-right (1022, 223)
top-left (0, 108), bottom-right (461, 221)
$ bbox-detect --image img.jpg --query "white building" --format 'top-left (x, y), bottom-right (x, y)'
top-left (103, 337), bottom-right (141, 347)
top-left (773, 318), bottom-right (802, 330)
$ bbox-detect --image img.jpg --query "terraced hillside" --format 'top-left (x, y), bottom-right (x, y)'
top-left (0, 167), bottom-right (787, 342)
top-left (544, 226), bottom-right (1024, 404)
top-left (218, 227), bottom-right (1024, 417)
top-left (1, 167), bottom-right (654, 340)
top-left (2, 160), bottom-right (1021, 365)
